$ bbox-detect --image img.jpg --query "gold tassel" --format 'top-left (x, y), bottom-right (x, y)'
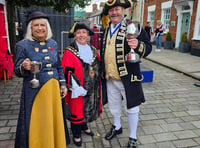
top-left (101, 14), bottom-right (110, 28)
top-left (69, 22), bottom-right (77, 34)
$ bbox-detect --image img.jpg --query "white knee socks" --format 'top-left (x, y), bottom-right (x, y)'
top-left (114, 116), bottom-right (121, 130)
top-left (127, 112), bottom-right (139, 139)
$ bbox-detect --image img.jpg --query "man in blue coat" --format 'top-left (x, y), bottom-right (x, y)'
top-left (100, 0), bottom-right (152, 147)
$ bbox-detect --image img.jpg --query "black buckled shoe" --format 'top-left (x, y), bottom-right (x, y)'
top-left (73, 137), bottom-right (82, 147)
top-left (105, 125), bottom-right (122, 140)
top-left (84, 130), bottom-right (94, 136)
top-left (127, 137), bottom-right (137, 148)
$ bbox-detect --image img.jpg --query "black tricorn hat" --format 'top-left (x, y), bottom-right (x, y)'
top-left (26, 11), bottom-right (49, 25)
top-left (103, 0), bottom-right (133, 15)
top-left (68, 22), bottom-right (94, 38)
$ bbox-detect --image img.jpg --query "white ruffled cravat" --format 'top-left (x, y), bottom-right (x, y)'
top-left (76, 41), bottom-right (93, 65)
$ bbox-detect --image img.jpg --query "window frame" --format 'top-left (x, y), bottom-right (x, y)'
top-left (147, 5), bottom-right (156, 30)
top-left (162, 8), bottom-right (171, 33)
top-left (161, 1), bottom-right (172, 34)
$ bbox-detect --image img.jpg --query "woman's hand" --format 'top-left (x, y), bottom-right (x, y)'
top-left (22, 58), bottom-right (31, 70)
top-left (127, 38), bottom-right (138, 49)
top-left (61, 86), bottom-right (68, 98)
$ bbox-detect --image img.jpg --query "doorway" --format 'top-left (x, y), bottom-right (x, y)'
top-left (180, 12), bottom-right (190, 40)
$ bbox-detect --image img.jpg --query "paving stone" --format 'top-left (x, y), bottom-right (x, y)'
top-left (160, 123), bottom-right (183, 132)
top-left (191, 121), bottom-right (200, 128)
top-left (0, 120), bottom-right (7, 127)
top-left (139, 135), bottom-right (156, 144)
top-left (93, 136), bottom-right (104, 148)
top-left (194, 137), bottom-right (200, 145)
top-left (7, 120), bottom-right (17, 126)
top-left (153, 132), bottom-right (177, 142)
top-left (156, 141), bottom-right (176, 148)
top-left (179, 122), bottom-right (196, 130)
top-left (165, 118), bottom-right (183, 124)
top-left (0, 140), bottom-right (14, 148)
top-left (153, 107), bottom-right (172, 113)
top-left (137, 127), bottom-right (145, 136)
top-left (85, 142), bottom-right (94, 148)
top-left (187, 110), bottom-right (200, 116)
top-left (0, 110), bottom-right (12, 115)
top-left (193, 129), bottom-right (200, 137)
top-left (169, 106), bottom-right (188, 112)
top-left (9, 127), bottom-right (16, 133)
top-left (118, 137), bottom-right (128, 147)
top-left (140, 108), bottom-right (156, 114)
top-left (156, 113), bottom-right (175, 119)
top-left (0, 127), bottom-right (10, 134)
top-left (173, 139), bottom-right (198, 148)
top-left (140, 119), bottom-right (166, 126)
top-left (138, 143), bottom-right (158, 148)
top-left (173, 130), bottom-right (198, 139)
top-left (142, 125), bottom-right (164, 134)
top-left (0, 133), bottom-right (12, 140)
top-left (173, 111), bottom-right (188, 117)
top-left (0, 115), bottom-right (18, 120)
top-left (181, 115), bottom-right (200, 122)
top-left (140, 114), bottom-right (158, 120)
top-left (82, 135), bottom-right (92, 142)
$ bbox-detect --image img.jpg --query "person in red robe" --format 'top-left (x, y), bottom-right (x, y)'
top-left (61, 22), bottom-right (102, 147)
top-left (90, 25), bottom-right (101, 50)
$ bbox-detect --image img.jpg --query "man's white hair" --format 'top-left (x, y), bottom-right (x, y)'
top-left (25, 18), bottom-right (53, 41)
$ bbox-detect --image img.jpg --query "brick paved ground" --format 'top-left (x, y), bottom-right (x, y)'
top-left (0, 56), bottom-right (200, 148)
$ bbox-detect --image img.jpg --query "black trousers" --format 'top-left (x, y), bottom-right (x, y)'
top-left (71, 122), bottom-right (88, 138)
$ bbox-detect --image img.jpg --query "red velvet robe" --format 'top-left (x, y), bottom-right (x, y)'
top-left (61, 42), bottom-right (102, 124)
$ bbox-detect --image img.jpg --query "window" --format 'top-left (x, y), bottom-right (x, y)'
top-left (148, 12), bottom-right (155, 29)
top-left (161, 1), bottom-right (172, 33)
top-left (148, 5), bottom-right (156, 29)
top-left (162, 8), bottom-right (171, 32)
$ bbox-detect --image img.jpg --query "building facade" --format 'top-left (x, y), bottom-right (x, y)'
top-left (85, 1), bottom-right (142, 27)
top-left (143, 0), bottom-right (200, 56)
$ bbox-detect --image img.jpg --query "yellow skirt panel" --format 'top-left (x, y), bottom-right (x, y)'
top-left (29, 78), bottom-right (66, 148)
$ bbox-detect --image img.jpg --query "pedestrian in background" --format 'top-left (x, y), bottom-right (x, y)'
top-left (14, 11), bottom-right (68, 148)
top-left (90, 25), bottom-right (101, 50)
top-left (101, 0), bottom-right (152, 147)
top-left (144, 21), bottom-right (152, 41)
top-left (61, 22), bottom-right (102, 147)
top-left (155, 20), bottom-right (165, 51)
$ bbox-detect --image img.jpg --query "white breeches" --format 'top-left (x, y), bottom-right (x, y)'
top-left (106, 78), bottom-right (140, 116)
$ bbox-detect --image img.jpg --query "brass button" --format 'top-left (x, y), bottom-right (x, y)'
top-left (42, 49), bottom-right (48, 53)
top-left (47, 71), bottom-right (54, 75)
top-left (46, 64), bottom-right (52, 68)
top-left (44, 56), bottom-right (50, 60)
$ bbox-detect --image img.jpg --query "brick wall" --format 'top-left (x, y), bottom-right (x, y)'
top-left (144, 0), bottom-right (177, 42)
top-left (143, 0), bottom-right (200, 47)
